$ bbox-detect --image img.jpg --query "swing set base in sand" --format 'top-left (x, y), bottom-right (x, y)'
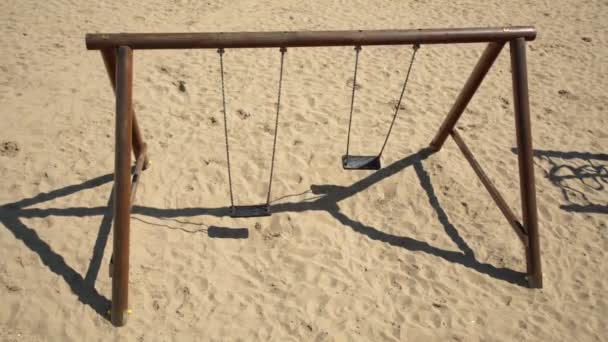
top-left (85, 26), bottom-right (541, 326)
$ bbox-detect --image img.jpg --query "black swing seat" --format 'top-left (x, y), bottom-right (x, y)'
top-left (342, 155), bottom-right (381, 170)
top-left (230, 204), bottom-right (271, 218)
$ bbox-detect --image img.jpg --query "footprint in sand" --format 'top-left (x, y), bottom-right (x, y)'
top-left (346, 77), bottom-right (362, 90)
top-left (175, 286), bottom-right (191, 317)
top-left (236, 109), bottom-right (251, 120)
top-left (558, 89), bottom-right (578, 101)
top-left (1, 141), bottom-right (19, 157)
top-left (389, 99), bottom-right (406, 110)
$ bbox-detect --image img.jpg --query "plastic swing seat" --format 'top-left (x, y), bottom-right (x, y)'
top-left (342, 44), bottom-right (419, 171)
top-left (230, 204), bottom-right (271, 218)
top-left (342, 155), bottom-right (381, 170)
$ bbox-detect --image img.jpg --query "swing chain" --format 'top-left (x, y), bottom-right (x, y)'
top-left (218, 47), bottom-right (235, 209)
top-left (346, 45), bottom-right (362, 156)
top-left (346, 44), bottom-right (419, 160)
top-left (218, 46), bottom-right (287, 211)
top-left (377, 43), bottom-right (420, 157)
top-left (266, 47), bottom-right (287, 205)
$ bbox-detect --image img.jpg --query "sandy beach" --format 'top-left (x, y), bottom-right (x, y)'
top-left (1, 0), bottom-right (607, 341)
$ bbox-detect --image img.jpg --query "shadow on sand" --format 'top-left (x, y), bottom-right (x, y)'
top-left (0, 148), bottom-right (528, 321)
top-left (512, 148), bottom-right (608, 214)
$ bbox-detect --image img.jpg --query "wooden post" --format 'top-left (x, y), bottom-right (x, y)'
top-left (429, 42), bottom-right (504, 151)
top-left (111, 46), bottom-right (133, 326)
top-left (510, 38), bottom-right (542, 288)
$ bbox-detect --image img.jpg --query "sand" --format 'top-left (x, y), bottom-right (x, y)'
top-left (1, 0), bottom-right (607, 341)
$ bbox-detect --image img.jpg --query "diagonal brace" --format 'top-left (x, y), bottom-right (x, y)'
top-left (429, 42), bottom-right (505, 151)
top-left (451, 130), bottom-right (528, 246)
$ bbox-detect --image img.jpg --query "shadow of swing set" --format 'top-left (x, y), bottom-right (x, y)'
top-left (84, 26), bottom-right (542, 326)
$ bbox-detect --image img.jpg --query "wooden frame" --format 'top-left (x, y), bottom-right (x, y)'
top-left (86, 27), bottom-right (541, 326)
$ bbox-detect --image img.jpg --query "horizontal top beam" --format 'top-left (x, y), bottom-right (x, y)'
top-left (86, 26), bottom-right (536, 50)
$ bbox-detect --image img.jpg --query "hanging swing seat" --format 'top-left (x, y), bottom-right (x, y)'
top-left (218, 47), bottom-right (287, 218)
top-left (342, 155), bottom-right (381, 170)
top-left (342, 44), bottom-right (419, 170)
top-left (231, 204), bottom-right (271, 218)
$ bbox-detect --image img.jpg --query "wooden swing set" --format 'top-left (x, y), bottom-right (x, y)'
top-left (85, 26), bottom-right (542, 326)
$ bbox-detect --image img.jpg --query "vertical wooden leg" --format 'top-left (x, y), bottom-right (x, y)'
top-left (101, 48), bottom-right (148, 168)
top-left (111, 46), bottom-right (133, 326)
top-left (510, 38), bottom-right (542, 288)
top-left (429, 42), bottom-right (504, 151)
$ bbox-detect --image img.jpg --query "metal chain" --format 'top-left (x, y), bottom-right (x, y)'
top-left (346, 45), bottom-right (361, 156)
top-left (218, 48), bottom-right (235, 209)
top-left (378, 44), bottom-right (420, 157)
top-left (266, 47), bottom-right (287, 205)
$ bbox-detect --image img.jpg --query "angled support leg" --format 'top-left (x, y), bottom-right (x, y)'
top-left (101, 48), bottom-right (149, 169)
top-left (429, 42), bottom-right (505, 151)
top-left (510, 38), bottom-right (542, 288)
top-left (450, 130), bottom-right (528, 246)
top-left (111, 46), bottom-right (133, 326)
